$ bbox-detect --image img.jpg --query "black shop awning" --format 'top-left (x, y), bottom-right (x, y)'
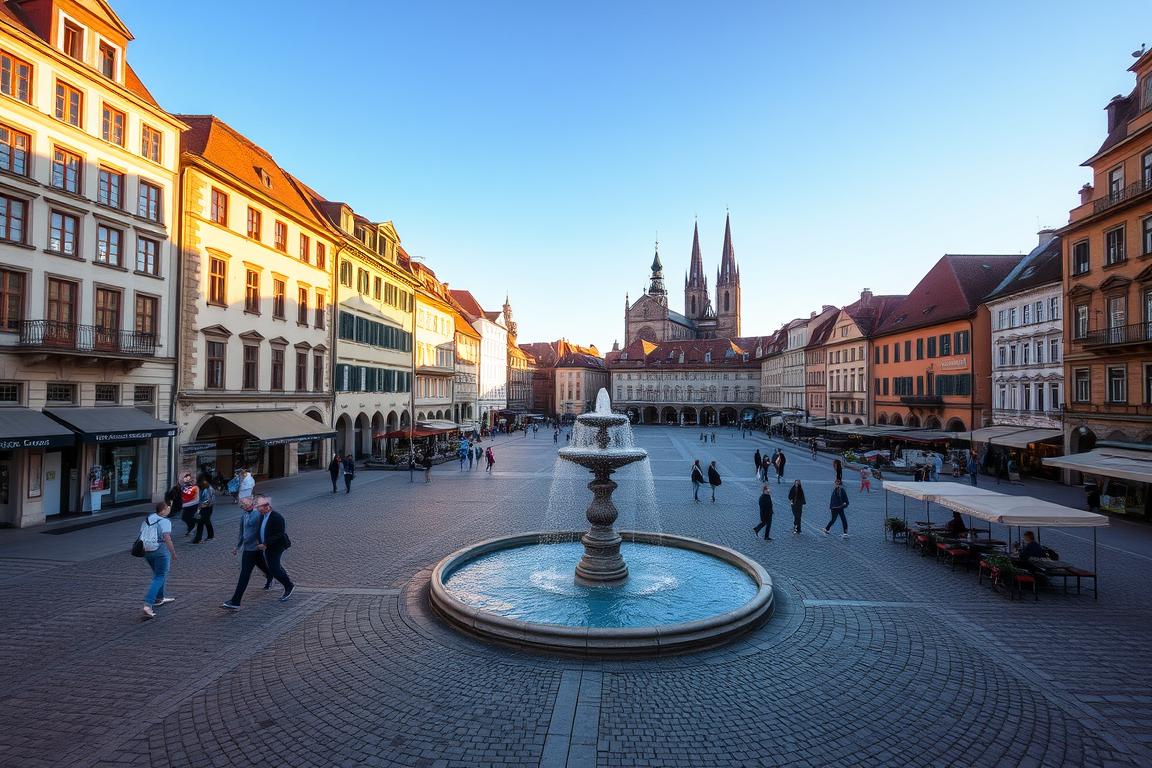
top-left (44, 407), bottom-right (177, 443)
top-left (0, 407), bottom-right (76, 449)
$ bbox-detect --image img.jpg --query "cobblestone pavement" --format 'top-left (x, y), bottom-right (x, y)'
top-left (1, 427), bottom-right (1151, 767)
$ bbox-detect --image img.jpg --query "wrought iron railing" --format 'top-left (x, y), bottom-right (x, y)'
top-left (1093, 177), bottom-right (1152, 214)
top-left (900, 395), bottom-right (944, 406)
top-left (17, 320), bottom-right (157, 356)
top-left (1081, 322), bottom-right (1152, 347)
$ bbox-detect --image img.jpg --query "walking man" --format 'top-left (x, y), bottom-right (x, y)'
top-left (342, 454), bottom-right (355, 493)
top-left (468, 441), bottom-right (475, 469)
top-left (753, 484), bottom-right (774, 540)
top-left (423, 452), bottom-right (433, 483)
top-left (753, 449), bottom-right (763, 481)
top-left (255, 496), bottom-right (294, 602)
top-left (221, 497), bottom-right (273, 610)
top-left (822, 478), bottom-right (850, 538)
top-left (328, 453), bottom-right (341, 493)
top-left (707, 460), bottom-right (722, 502)
top-left (966, 454), bottom-right (979, 487)
top-left (690, 460), bottom-right (704, 503)
top-left (139, 501), bottom-right (176, 619)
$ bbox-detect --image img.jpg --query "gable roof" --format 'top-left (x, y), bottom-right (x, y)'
top-left (177, 115), bottom-right (329, 231)
top-left (448, 289), bottom-right (486, 322)
top-left (833, 293), bottom-right (907, 338)
top-left (984, 236), bottom-right (1063, 302)
top-left (875, 255), bottom-right (1022, 336)
top-left (606, 336), bottom-right (765, 369)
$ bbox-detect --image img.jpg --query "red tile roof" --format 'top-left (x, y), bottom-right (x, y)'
top-left (177, 115), bottom-right (330, 230)
top-left (837, 293), bottom-right (907, 338)
top-left (606, 336), bottom-right (767, 369)
top-left (448, 289), bottom-right (487, 322)
top-left (874, 254), bottom-right (1022, 336)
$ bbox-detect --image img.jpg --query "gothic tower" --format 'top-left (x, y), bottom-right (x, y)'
top-left (502, 294), bottom-right (517, 339)
top-left (715, 213), bottom-right (741, 337)
top-left (647, 243), bottom-right (668, 305)
top-left (684, 222), bottom-right (708, 321)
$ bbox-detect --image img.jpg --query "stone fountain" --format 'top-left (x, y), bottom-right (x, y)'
top-left (558, 389), bottom-right (646, 583)
top-left (427, 388), bottom-right (775, 656)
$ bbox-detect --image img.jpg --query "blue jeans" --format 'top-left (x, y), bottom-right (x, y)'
top-left (229, 550), bottom-right (272, 605)
top-left (144, 549), bottom-right (170, 604)
top-left (969, 472), bottom-right (978, 486)
top-left (825, 508), bottom-right (848, 533)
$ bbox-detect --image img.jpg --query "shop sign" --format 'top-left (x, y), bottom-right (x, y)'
top-left (939, 356), bottom-right (969, 371)
top-left (0, 436), bottom-right (72, 449)
top-left (94, 429), bottom-right (177, 442)
top-left (180, 441), bottom-right (217, 455)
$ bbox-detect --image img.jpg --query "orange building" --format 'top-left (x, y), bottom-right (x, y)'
top-left (1059, 49), bottom-right (1152, 458)
top-left (870, 255), bottom-right (1020, 433)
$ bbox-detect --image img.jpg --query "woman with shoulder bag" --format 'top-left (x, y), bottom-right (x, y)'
top-left (140, 501), bottom-right (176, 619)
top-left (192, 478), bottom-right (216, 544)
top-left (788, 479), bottom-right (806, 534)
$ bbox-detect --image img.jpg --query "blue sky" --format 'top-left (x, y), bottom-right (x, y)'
top-left (120, 0), bottom-right (1150, 352)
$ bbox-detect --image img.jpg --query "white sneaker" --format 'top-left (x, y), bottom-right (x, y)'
top-left (842, 533), bottom-right (850, 539)
top-left (153, 597), bottom-right (176, 606)
top-left (821, 529), bottom-right (829, 536)
top-left (141, 605), bottom-right (155, 619)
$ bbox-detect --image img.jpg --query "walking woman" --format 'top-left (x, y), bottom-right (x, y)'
top-left (690, 460), bottom-right (704, 503)
top-left (328, 453), bottom-right (341, 493)
top-left (832, 458), bottom-right (843, 483)
top-left (191, 478), bottom-right (216, 544)
top-left (707, 460), bottom-right (722, 502)
top-left (788, 479), bottom-right (806, 534)
top-left (753, 449), bottom-right (763, 480)
top-left (774, 450), bottom-right (786, 484)
top-left (485, 447), bottom-right (495, 472)
top-left (822, 478), bottom-right (850, 538)
top-left (140, 501), bottom-right (176, 619)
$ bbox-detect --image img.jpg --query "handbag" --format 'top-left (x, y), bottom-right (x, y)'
top-left (130, 538), bottom-right (145, 557)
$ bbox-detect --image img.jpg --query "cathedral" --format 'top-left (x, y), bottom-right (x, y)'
top-left (624, 215), bottom-right (742, 344)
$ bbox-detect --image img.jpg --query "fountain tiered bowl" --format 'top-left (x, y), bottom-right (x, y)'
top-left (428, 390), bottom-right (774, 656)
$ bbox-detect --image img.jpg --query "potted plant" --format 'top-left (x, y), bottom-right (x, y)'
top-left (884, 516), bottom-right (908, 541)
top-left (984, 554), bottom-right (1018, 591)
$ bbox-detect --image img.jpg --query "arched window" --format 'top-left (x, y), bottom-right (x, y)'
top-left (691, 296), bottom-right (696, 315)
top-left (724, 291), bottom-right (730, 312)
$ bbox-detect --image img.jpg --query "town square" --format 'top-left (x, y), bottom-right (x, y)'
top-left (0, 1), bottom-right (1151, 766)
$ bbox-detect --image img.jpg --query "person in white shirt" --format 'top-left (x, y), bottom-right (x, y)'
top-left (140, 501), bottom-right (176, 619)
top-left (237, 468), bottom-right (256, 503)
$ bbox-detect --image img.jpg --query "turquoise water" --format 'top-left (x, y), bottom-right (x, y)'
top-left (442, 542), bottom-right (759, 628)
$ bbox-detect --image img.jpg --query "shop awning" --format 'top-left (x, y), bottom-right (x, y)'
top-left (991, 428), bottom-right (1062, 449)
top-left (969, 425), bottom-right (1030, 443)
top-left (942, 495), bottom-right (1109, 528)
top-left (823, 424), bottom-right (903, 436)
top-left (419, 420), bottom-right (461, 431)
top-left (888, 429), bottom-right (955, 444)
top-left (1044, 448), bottom-right (1152, 485)
top-left (44, 407), bottom-right (177, 443)
top-left (0, 407), bottom-right (76, 449)
top-left (205, 410), bottom-right (335, 446)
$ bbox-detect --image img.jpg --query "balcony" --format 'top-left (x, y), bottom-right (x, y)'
top-left (1080, 322), bottom-right (1152, 350)
top-left (15, 320), bottom-right (157, 358)
top-left (900, 395), bottom-right (944, 406)
top-left (1093, 177), bottom-right (1152, 215)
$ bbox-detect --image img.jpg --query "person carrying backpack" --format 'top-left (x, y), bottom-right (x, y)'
top-left (707, 461), bottom-right (722, 503)
top-left (138, 501), bottom-right (176, 619)
top-left (690, 460), bottom-right (704, 503)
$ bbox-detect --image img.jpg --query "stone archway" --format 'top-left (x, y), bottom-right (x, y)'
top-left (907, 414), bottom-right (921, 428)
top-left (354, 413), bottom-right (370, 458)
top-left (889, 414), bottom-right (904, 426)
top-left (944, 417), bottom-right (965, 432)
top-left (854, 418), bottom-right (864, 425)
top-left (371, 411), bottom-right (385, 457)
top-left (719, 407), bottom-right (738, 425)
top-left (924, 416), bottom-right (941, 430)
top-left (877, 413), bottom-right (889, 425)
top-left (335, 413), bottom-right (354, 457)
top-left (643, 406), bottom-right (659, 424)
top-left (400, 410), bottom-right (411, 428)
top-left (661, 406), bottom-right (677, 424)
top-left (699, 406), bottom-right (716, 426)
top-left (682, 407), bottom-right (698, 425)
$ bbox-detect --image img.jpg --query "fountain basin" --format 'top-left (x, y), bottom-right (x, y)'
top-left (429, 531), bottom-right (774, 656)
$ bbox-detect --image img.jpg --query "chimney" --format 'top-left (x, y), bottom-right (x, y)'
top-left (809, 311), bottom-right (817, 319)
top-left (860, 288), bottom-right (873, 302)
top-left (822, 305), bottom-right (836, 313)
top-left (1106, 94), bottom-right (1127, 133)
top-left (1037, 228), bottom-right (1056, 247)
top-left (1079, 183), bottom-right (1094, 205)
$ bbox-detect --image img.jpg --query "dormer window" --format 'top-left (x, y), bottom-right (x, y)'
top-left (255, 167), bottom-right (272, 189)
top-left (62, 19), bottom-right (84, 61)
top-left (1143, 75), bottom-right (1152, 111)
top-left (98, 42), bottom-right (117, 79)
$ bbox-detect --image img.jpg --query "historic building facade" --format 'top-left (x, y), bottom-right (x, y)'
top-left (822, 290), bottom-right (904, 426)
top-left (870, 255), bottom-right (1020, 432)
top-left (451, 289), bottom-right (506, 428)
top-left (0, 0), bottom-right (184, 525)
top-left (175, 116), bottom-right (335, 479)
top-left (607, 337), bottom-right (764, 426)
top-left (555, 352), bottom-right (608, 417)
top-left (503, 296), bottom-right (532, 415)
top-left (413, 262), bottom-right (456, 424)
top-left (449, 299), bottom-right (480, 428)
top-left (623, 216), bottom-right (741, 346)
top-left (1059, 50), bottom-right (1152, 458)
top-left (985, 232), bottom-right (1064, 429)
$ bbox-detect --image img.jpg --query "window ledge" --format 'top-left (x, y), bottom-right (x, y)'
top-left (93, 260), bottom-right (128, 273)
top-left (1102, 259), bottom-right (1129, 271)
top-left (205, 300), bottom-right (228, 309)
top-left (243, 309), bottom-right (261, 317)
top-left (133, 269), bottom-right (163, 281)
top-left (42, 249), bottom-right (82, 260)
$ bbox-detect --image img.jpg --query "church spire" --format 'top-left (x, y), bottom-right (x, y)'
top-left (686, 221), bottom-right (706, 289)
top-left (647, 239), bottom-right (667, 302)
top-left (718, 212), bottom-right (737, 285)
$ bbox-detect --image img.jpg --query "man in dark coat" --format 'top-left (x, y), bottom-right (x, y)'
top-left (342, 455), bottom-right (355, 493)
top-left (707, 461), bottom-right (722, 502)
top-left (255, 495), bottom-right (294, 602)
top-left (823, 479), bottom-right (850, 537)
top-left (690, 460), bottom-right (704, 503)
top-left (753, 485), bottom-right (774, 540)
top-left (753, 449), bottom-right (763, 479)
top-left (328, 454), bottom-right (341, 494)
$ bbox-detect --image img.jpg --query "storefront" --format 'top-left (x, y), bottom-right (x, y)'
top-left (1045, 448), bottom-right (1152, 520)
top-left (0, 408), bottom-right (77, 527)
top-left (43, 407), bottom-right (178, 514)
top-left (188, 410), bottom-right (334, 480)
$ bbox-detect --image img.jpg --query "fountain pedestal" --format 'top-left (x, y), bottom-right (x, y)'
top-left (575, 471), bottom-right (628, 583)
